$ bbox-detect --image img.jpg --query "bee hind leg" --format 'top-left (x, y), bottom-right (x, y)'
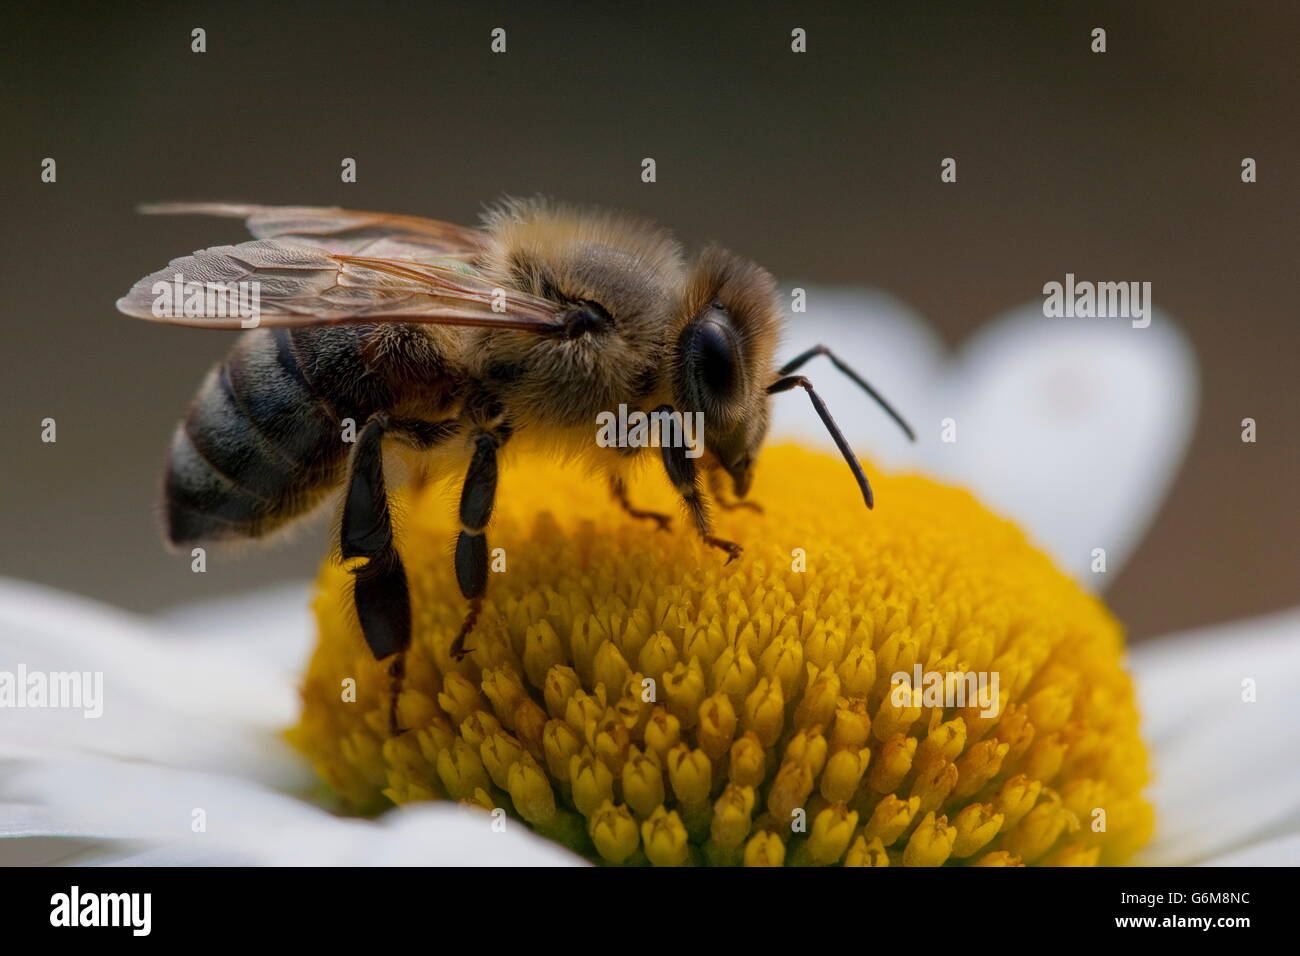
top-left (342, 414), bottom-right (413, 736)
top-left (450, 430), bottom-right (503, 661)
top-left (609, 473), bottom-right (672, 531)
top-left (654, 405), bottom-right (743, 564)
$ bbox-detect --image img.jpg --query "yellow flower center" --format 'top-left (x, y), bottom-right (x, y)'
top-left (290, 445), bottom-right (1152, 865)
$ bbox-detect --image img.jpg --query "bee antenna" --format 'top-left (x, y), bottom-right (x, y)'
top-left (768, 374), bottom-right (875, 509)
top-left (778, 345), bottom-right (916, 442)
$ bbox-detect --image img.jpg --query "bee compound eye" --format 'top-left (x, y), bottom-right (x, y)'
top-left (681, 310), bottom-right (743, 416)
top-left (688, 315), bottom-right (740, 403)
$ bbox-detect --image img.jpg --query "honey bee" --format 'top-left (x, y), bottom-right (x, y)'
top-left (117, 199), bottom-right (914, 733)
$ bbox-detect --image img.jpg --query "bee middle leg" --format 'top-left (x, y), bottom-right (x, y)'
top-left (609, 473), bottom-right (672, 531)
top-left (450, 429), bottom-right (505, 661)
top-left (654, 404), bottom-right (742, 563)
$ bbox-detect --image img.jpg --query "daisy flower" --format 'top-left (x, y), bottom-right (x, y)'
top-left (2, 292), bottom-right (1295, 866)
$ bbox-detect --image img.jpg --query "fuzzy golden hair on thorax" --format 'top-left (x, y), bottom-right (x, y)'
top-left (477, 196), bottom-right (685, 314)
top-left (465, 197), bottom-right (690, 429)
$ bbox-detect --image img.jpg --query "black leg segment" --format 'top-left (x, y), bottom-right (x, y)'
top-left (655, 404), bottom-right (742, 563)
top-left (450, 431), bottom-right (501, 660)
top-left (340, 414), bottom-right (411, 736)
top-left (609, 474), bottom-right (672, 531)
top-left (707, 469), bottom-right (763, 513)
top-left (342, 415), bottom-right (411, 660)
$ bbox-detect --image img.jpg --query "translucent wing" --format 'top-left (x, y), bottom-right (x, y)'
top-left (115, 239), bottom-right (564, 332)
top-left (138, 202), bottom-right (486, 261)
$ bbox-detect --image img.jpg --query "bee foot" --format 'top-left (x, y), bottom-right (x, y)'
top-left (636, 511), bottom-right (673, 532)
top-left (449, 600), bottom-right (482, 662)
top-left (386, 655), bottom-right (408, 738)
top-left (449, 629), bottom-right (475, 661)
top-left (705, 536), bottom-right (743, 563)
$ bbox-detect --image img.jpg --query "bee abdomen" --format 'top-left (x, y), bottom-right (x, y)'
top-left (165, 328), bottom-right (354, 545)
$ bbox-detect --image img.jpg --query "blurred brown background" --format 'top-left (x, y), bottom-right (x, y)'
top-left (1, 1), bottom-right (1296, 640)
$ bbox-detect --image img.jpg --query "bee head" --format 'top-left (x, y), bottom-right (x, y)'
top-left (671, 247), bottom-right (782, 497)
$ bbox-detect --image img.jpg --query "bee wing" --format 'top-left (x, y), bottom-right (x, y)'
top-left (115, 239), bottom-right (565, 332)
top-left (138, 202), bottom-right (485, 261)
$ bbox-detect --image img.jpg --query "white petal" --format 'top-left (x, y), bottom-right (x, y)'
top-left (2, 756), bottom-right (325, 845)
top-left (0, 798), bottom-right (110, 866)
top-left (0, 577), bottom-right (308, 789)
top-left (922, 306), bottom-right (1197, 586)
top-left (1198, 832), bottom-right (1300, 867)
top-left (153, 579), bottom-right (317, 680)
top-left (2, 756), bottom-right (583, 866)
top-left (770, 287), bottom-right (944, 470)
top-left (75, 845), bottom-right (260, 866)
top-left (768, 292), bottom-right (1197, 588)
top-left (1131, 606), bottom-right (1300, 865)
top-left (329, 803), bottom-right (587, 866)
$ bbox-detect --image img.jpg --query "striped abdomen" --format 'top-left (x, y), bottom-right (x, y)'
top-left (165, 325), bottom-right (391, 545)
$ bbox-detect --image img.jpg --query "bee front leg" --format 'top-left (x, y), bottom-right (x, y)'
top-left (609, 473), bottom-right (672, 531)
top-left (707, 469), bottom-right (764, 514)
top-left (655, 405), bottom-right (742, 563)
top-left (342, 414), bottom-right (412, 737)
top-left (450, 430), bottom-right (503, 661)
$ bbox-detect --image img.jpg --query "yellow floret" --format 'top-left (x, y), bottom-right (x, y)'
top-left (290, 445), bottom-right (1153, 865)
